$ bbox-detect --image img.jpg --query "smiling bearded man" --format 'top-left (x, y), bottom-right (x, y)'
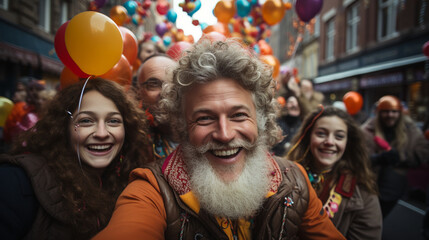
top-left (183, 136), bottom-right (270, 219)
top-left (92, 39), bottom-right (346, 240)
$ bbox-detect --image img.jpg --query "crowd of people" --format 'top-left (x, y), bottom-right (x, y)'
top-left (0, 36), bottom-right (428, 240)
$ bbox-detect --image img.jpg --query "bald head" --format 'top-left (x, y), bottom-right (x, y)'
top-left (138, 55), bottom-right (177, 109)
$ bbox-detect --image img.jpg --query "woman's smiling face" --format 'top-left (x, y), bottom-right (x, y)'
top-left (310, 116), bottom-right (348, 172)
top-left (69, 90), bottom-right (125, 170)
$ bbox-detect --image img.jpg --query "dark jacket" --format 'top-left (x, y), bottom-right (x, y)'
top-left (0, 154), bottom-right (73, 240)
top-left (332, 183), bottom-right (382, 239)
top-left (147, 158), bottom-right (308, 239)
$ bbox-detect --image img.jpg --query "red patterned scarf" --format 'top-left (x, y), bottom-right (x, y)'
top-left (162, 145), bottom-right (282, 195)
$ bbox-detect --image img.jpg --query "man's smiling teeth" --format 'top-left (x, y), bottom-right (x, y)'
top-left (213, 148), bottom-right (239, 157)
top-left (88, 144), bottom-right (111, 150)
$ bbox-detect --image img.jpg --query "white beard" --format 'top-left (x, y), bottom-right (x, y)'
top-left (182, 137), bottom-right (271, 219)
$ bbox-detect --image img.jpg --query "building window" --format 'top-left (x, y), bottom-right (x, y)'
top-left (39, 0), bottom-right (51, 32)
top-left (378, 0), bottom-right (398, 41)
top-left (60, 1), bottom-right (69, 24)
top-left (314, 16), bottom-right (320, 37)
top-left (325, 18), bottom-right (335, 61)
top-left (0, 0), bottom-right (8, 10)
top-left (346, 2), bottom-right (360, 53)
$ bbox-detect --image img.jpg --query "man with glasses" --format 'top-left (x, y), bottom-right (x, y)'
top-left (361, 95), bottom-right (429, 218)
top-left (137, 54), bottom-right (178, 160)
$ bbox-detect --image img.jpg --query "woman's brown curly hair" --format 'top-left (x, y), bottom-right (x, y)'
top-left (287, 106), bottom-right (378, 194)
top-left (11, 78), bottom-right (153, 238)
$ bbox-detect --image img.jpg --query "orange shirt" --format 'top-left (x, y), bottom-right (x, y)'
top-left (93, 163), bottom-right (345, 240)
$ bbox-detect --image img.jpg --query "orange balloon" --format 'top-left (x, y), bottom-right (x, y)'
top-left (261, 0), bottom-right (286, 26)
top-left (60, 66), bottom-right (80, 89)
top-left (110, 5), bottom-right (128, 26)
top-left (100, 55), bottom-right (132, 86)
top-left (277, 96), bottom-right (286, 107)
top-left (202, 22), bottom-right (230, 36)
top-left (119, 26), bottom-right (138, 66)
top-left (260, 55), bottom-right (280, 78)
top-left (258, 40), bottom-right (273, 55)
top-left (343, 91), bottom-right (363, 115)
top-left (132, 58), bottom-right (141, 75)
top-left (214, 0), bottom-right (236, 24)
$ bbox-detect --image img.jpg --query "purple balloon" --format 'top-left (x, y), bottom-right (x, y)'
top-left (295, 0), bottom-right (324, 22)
top-left (94, 0), bottom-right (107, 8)
top-left (155, 22), bottom-right (168, 37)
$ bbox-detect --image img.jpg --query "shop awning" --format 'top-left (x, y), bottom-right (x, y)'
top-left (0, 18), bottom-right (63, 75)
top-left (314, 55), bottom-right (427, 84)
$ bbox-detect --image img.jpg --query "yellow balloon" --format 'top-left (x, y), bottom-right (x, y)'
top-left (214, 0), bottom-right (236, 24)
top-left (0, 97), bottom-right (13, 127)
top-left (65, 11), bottom-right (123, 76)
top-left (261, 0), bottom-right (286, 26)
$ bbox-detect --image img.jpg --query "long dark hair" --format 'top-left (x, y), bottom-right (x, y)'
top-left (288, 106), bottom-right (377, 194)
top-left (12, 78), bottom-right (152, 238)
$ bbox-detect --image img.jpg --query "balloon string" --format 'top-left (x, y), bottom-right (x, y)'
top-left (290, 32), bottom-right (302, 67)
top-left (76, 76), bottom-right (92, 170)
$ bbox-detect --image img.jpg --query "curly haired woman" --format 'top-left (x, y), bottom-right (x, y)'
top-left (288, 106), bottom-right (382, 240)
top-left (0, 78), bottom-right (152, 239)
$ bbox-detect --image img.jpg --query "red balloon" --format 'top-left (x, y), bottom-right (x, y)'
top-left (166, 41), bottom-right (193, 61)
top-left (119, 26), bottom-right (138, 66)
top-left (60, 66), bottom-right (81, 90)
top-left (343, 91), bottom-right (363, 115)
top-left (54, 21), bottom-right (90, 78)
top-left (423, 41), bottom-right (429, 57)
top-left (100, 55), bottom-right (132, 86)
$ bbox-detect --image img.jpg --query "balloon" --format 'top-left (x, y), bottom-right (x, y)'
top-left (423, 41), bottom-right (429, 57)
top-left (202, 22), bottom-right (229, 36)
top-left (260, 55), bottom-right (280, 78)
top-left (295, 0), bottom-right (324, 22)
top-left (201, 31), bottom-right (226, 42)
top-left (258, 39), bottom-right (273, 55)
top-left (166, 9), bottom-right (177, 23)
top-left (155, 22), bottom-right (168, 37)
top-left (236, 0), bottom-right (251, 17)
top-left (156, 0), bottom-right (170, 15)
top-left (163, 36), bottom-right (172, 46)
top-left (277, 96), bottom-right (286, 108)
top-left (188, 0), bottom-right (201, 17)
top-left (110, 6), bottom-right (128, 26)
top-left (60, 66), bottom-right (81, 90)
top-left (214, 0), bottom-right (236, 24)
top-left (343, 91), bottom-right (363, 115)
top-left (261, 0), bottom-right (286, 26)
top-left (253, 44), bottom-right (260, 54)
top-left (54, 21), bottom-right (90, 78)
top-left (119, 26), bottom-right (138, 66)
top-left (100, 55), bottom-right (132, 86)
top-left (123, 1), bottom-right (138, 15)
top-left (65, 11), bottom-right (123, 76)
top-left (151, 35), bottom-right (161, 43)
top-left (166, 41), bottom-right (193, 61)
top-left (0, 97), bottom-right (13, 127)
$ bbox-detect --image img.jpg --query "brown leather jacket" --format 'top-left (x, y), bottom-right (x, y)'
top-left (0, 154), bottom-right (73, 240)
top-left (145, 157), bottom-right (309, 239)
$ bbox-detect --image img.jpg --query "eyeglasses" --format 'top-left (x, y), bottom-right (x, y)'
top-left (141, 79), bottom-right (162, 91)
